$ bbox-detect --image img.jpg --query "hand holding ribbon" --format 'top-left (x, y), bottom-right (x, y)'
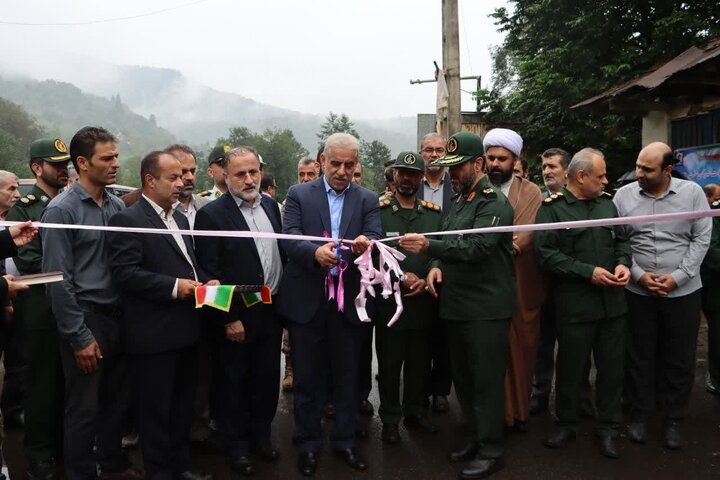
top-left (354, 240), bottom-right (407, 327)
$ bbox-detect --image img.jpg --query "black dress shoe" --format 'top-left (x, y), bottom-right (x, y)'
top-left (403, 415), bottom-right (438, 433)
top-left (529, 396), bottom-right (548, 416)
top-left (595, 435), bottom-right (620, 459)
top-left (459, 458), bottom-right (505, 479)
top-left (298, 452), bottom-right (318, 477)
top-left (544, 427), bottom-right (576, 448)
top-left (578, 398), bottom-right (596, 419)
top-left (358, 399), bottom-right (374, 416)
top-left (176, 471), bottom-right (213, 480)
top-left (627, 420), bottom-right (648, 444)
top-left (255, 445), bottom-right (280, 462)
top-left (449, 441), bottom-right (478, 463)
top-left (382, 423), bottom-right (400, 444)
top-left (663, 420), bottom-right (683, 450)
top-left (334, 447), bottom-right (367, 471)
top-left (230, 455), bottom-right (255, 476)
top-left (432, 395), bottom-right (449, 413)
top-left (27, 458), bottom-right (58, 480)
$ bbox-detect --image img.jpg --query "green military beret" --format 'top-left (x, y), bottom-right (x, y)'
top-left (392, 151), bottom-right (425, 173)
top-left (208, 144), bottom-right (231, 166)
top-left (29, 138), bottom-right (71, 162)
top-left (430, 131), bottom-right (484, 168)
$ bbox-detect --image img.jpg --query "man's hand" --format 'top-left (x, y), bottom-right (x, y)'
top-left (8, 221), bottom-right (38, 247)
top-left (614, 265), bottom-right (631, 286)
top-left (177, 279), bottom-right (202, 300)
top-left (315, 242), bottom-right (338, 268)
top-left (225, 320), bottom-right (246, 343)
top-left (205, 279), bottom-right (221, 286)
top-left (350, 235), bottom-right (371, 255)
top-left (402, 272), bottom-right (426, 297)
top-left (4, 274), bottom-right (29, 298)
top-left (426, 267), bottom-right (443, 298)
top-left (399, 233), bottom-right (429, 254)
top-left (590, 267), bottom-right (622, 287)
top-left (639, 272), bottom-right (666, 296)
top-left (655, 274), bottom-right (678, 296)
top-left (74, 340), bottom-right (102, 374)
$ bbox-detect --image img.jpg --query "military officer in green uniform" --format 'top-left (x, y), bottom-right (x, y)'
top-left (400, 131), bottom-right (515, 480)
top-left (198, 144), bottom-right (230, 200)
top-left (7, 138), bottom-right (71, 480)
top-left (534, 148), bottom-right (631, 459)
top-left (376, 152), bottom-right (442, 445)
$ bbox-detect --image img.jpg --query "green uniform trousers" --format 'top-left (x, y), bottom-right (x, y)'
top-left (447, 318), bottom-right (509, 460)
top-left (375, 326), bottom-right (431, 424)
top-left (555, 315), bottom-right (625, 436)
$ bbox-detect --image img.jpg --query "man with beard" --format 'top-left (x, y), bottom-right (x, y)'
top-left (195, 147), bottom-right (285, 476)
top-left (536, 149), bottom-right (631, 459)
top-left (417, 132), bottom-right (454, 414)
top-left (400, 131), bottom-right (514, 479)
top-left (166, 145), bottom-right (209, 229)
top-left (42, 126), bottom-right (141, 479)
top-left (7, 139), bottom-right (70, 480)
top-left (614, 142), bottom-right (711, 450)
top-left (376, 152), bottom-right (441, 445)
top-left (484, 129), bottom-right (546, 432)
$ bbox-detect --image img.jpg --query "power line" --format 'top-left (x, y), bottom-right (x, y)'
top-left (0, 0), bottom-right (213, 26)
top-left (459, 0), bottom-right (474, 75)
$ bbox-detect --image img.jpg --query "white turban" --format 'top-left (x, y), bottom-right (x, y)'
top-left (483, 128), bottom-right (523, 157)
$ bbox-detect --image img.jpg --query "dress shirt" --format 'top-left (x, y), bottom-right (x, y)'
top-left (422, 176), bottom-right (446, 210)
top-left (500, 177), bottom-right (513, 198)
top-left (41, 182), bottom-right (124, 351)
top-left (142, 194), bottom-right (198, 299)
top-left (232, 192), bottom-right (283, 293)
top-left (613, 177), bottom-right (712, 297)
top-left (323, 176), bottom-right (349, 276)
top-left (176, 197), bottom-right (197, 228)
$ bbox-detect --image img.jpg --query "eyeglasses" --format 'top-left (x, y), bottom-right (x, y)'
top-left (422, 148), bottom-right (446, 155)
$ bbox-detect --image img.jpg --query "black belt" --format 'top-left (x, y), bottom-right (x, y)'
top-left (78, 301), bottom-right (122, 317)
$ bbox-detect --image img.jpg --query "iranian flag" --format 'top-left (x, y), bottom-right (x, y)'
top-left (241, 285), bottom-right (272, 308)
top-left (195, 285), bottom-right (236, 312)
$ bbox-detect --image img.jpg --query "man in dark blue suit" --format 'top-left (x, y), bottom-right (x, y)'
top-left (278, 133), bottom-right (382, 476)
top-left (194, 146), bottom-right (285, 477)
top-left (107, 151), bottom-right (213, 480)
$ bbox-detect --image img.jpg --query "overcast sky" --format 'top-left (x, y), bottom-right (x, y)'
top-left (0, 0), bottom-right (509, 119)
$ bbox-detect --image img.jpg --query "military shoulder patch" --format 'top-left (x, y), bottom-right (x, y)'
top-left (712, 199), bottom-right (720, 209)
top-left (480, 187), bottom-right (497, 198)
top-left (419, 200), bottom-right (441, 211)
top-left (542, 192), bottom-right (565, 205)
top-left (198, 190), bottom-right (210, 197)
top-left (379, 198), bottom-right (392, 208)
top-left (601, 191), bottom-right (613, 199)
top-left (19, 195), bottom-right (37, 206)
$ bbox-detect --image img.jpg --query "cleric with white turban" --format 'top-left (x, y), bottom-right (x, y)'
top-left (482, 128), bottom-right (523, 158)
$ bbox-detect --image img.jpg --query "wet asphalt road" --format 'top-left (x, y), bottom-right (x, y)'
top-left (4, 331), bottom-right (720, 480)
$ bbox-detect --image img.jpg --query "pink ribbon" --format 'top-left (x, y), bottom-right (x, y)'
top-left (354, 240), bottom-right (406, 327)
top-left (323, 231), bottom-right (349, 313)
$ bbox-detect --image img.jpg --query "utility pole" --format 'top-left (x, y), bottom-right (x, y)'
top-left (442, 0), bottom-right (461, 136)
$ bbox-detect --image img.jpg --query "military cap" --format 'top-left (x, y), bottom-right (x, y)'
top-left (29, 138), bottom-right (70, 162)
top-left (208, 144), bottom-right (231, 166)
top-left (430, 131), bottom-right (484, 167)
top-left (392, 151), bottom-right (425, 173)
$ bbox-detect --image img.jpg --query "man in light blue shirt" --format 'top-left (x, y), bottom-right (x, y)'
top-left (613, 142), bottom-right (711, 451)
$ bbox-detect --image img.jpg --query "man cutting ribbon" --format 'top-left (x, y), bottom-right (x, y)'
top-left (277, 132), bottom-right (382, 476)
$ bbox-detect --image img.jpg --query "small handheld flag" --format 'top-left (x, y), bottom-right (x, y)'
top-left (195, 285), bottom-right (236, 312)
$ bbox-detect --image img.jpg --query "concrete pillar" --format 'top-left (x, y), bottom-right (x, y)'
top-left (641, 110), bottom-right (670, 146)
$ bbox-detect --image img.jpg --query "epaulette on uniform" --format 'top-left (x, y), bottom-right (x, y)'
top-left (198, 190), bottom-right (211, 197)
top-left (419, 200), bottom-right (441, 212)
top-left (712, 199), bottom-right (720, 209)
top-left (481, 187), bottom-right (497, 197)
top-left (379, 197), bottom-right (392, 208)
top-left (543, 191), bottom-right (564, 205)
top-left (19, 194), bottom-right (39, 206)
top-left (601, 191), bottom-right (614, 199)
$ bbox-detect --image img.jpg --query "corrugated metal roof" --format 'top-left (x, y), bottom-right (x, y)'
top-left (573, 37), bottom-right (720, 108)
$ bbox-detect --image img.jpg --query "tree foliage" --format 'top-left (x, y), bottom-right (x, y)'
top-left (217, 127), bottom-right (309, 200)
top-left (317, 112), bottom-right (360, 149)
top-left (0, 97), bottom-right (46, 177)
top-left (483, 0), bottom-right (720, 181)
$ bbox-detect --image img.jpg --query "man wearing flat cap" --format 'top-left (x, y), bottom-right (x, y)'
top-left (376, 152), bottom-right (442, 446)
top-left (199, 145), bottom-right (230, 200)
top-left (400, 131), bottom-right (515, 479)
top-left (484, 128), bottom-right (546, 432)
top-left (7, 138), bottom-right (70, 480)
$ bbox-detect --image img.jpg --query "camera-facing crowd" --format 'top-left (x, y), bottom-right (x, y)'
top-left (0, 124), bottom-right (716, 480)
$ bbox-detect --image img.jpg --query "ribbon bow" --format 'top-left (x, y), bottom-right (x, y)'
top-left (354, 240), bottom-right (406, 327)
top-left (324, 231), bottom-right (349, 312)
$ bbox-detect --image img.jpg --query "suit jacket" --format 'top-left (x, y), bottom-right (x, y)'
top-left (277, 177), bottom-right (383, 324)
top-left (0, 229), bottom-right (17, 329)
top-left (107, 197), bottom-right (207, 355)
top-left (194, 192), bottom-right (285, 336)
top-left (507, 175), bottom-right (547, 310)
top-left (418, 171), bottom-right (454, 216)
